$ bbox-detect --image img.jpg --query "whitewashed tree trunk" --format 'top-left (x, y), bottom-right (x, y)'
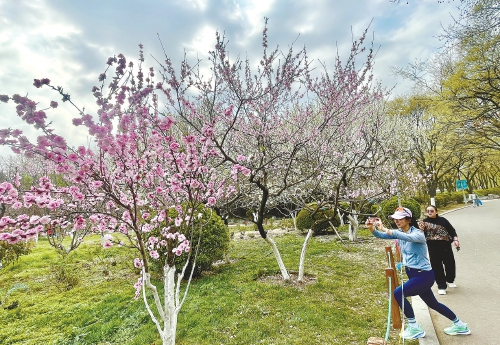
top-left (337, 208), bottom-right (345, 226)
top-left (142, 261), bottom-right (195, 345)
top-left (290, 211), bottom-right (298, 231)
top-left (264, 235), bottom-right (290, 280)
top-left (252, 212), bottom-right (258, 222)
top-left (298, 229), bottom-right (313, 282)
top-left (347, 212), bottom-right (359, 242)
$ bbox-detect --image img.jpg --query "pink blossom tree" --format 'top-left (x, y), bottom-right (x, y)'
top-left (152, 21), bottom-right (394, 281)
top-left (0, 48), bottom-right (234, 344)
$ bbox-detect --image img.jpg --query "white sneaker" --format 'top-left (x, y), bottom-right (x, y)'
top-left (438, 289), bottom-right (447, 295)
top-left (448, 283), bottom-right (457, 288)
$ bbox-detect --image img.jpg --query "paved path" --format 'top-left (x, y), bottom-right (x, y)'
top-left (422, 199), bottom-right (500, 345)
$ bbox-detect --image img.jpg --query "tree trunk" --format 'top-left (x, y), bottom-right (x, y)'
top-left (337, 208), bottom-right (345, 226)
top-left (142, 266), bottom-right (179, 345)
top-left (298, 229), bottom-right (313, 282)
top-left (264, 236), bottom-right (290, 280)
top-left (291, 212), bottom-right (298, 231)
top-left (162, 265), bottom-right (178, 345)
top-left (428, 179), bottom-right (438, 197)
top-left (347, 213), bottom-right (359, 242)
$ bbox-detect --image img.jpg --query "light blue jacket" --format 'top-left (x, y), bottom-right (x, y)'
top-left (372, 226), bottom-right (432, 271)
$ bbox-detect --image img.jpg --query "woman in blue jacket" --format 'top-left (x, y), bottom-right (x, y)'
top-left (365, 207), bottom-right (470, 340)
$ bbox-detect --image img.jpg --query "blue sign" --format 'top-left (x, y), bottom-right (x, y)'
top-left (456, 179), bottom-right (468, 191)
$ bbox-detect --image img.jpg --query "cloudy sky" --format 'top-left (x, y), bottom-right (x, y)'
top-left (0, 0), bottom-right (460, 155)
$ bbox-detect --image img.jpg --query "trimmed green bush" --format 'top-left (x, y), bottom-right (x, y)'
top-left (433, 194), bottom-right (450, 208)
top-left (380, 197), bottom-right (422, 227)
top-left (449, 191), bottom-right (467, 204)
top-left (150, 205), bottom-right (230, 278)
top-left (475, 187), bottom-right (500, 197)
top-left (296, 203), bottom-right (339, 235)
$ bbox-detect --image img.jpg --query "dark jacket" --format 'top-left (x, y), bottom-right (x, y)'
top-left (422, 215), bottom-right (458, 242)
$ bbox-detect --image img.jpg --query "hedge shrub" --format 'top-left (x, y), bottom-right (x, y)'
top-left (475, 187), bottom-right (500, 197)
top-left (149, 205), bottom-right (230, 278)
top-left (380, 197), bottom-right (422, 227)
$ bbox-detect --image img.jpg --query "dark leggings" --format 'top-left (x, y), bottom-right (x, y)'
top-left (427, 241), bottom-right (456, 290)
top-left (393, 267), bottom-right (456, 320)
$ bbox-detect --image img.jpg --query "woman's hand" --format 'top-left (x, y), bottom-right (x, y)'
top-left (365, 217), bottom-right (382, 232)
top-left (365, 219), bottom-right (375, 232)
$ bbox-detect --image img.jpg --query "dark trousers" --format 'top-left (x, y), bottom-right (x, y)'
top-left (394, 267), bottom-right (456, 321)
top-left (427, 241), bottom-right (456, 290)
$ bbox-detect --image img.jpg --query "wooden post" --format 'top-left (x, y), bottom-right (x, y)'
top-left (384, 246), bottom-right (399, 287)
top-left (385, 268), bottom-right (402, 329)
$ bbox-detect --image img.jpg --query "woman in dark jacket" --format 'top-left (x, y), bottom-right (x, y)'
top-left (420, 205), bottom-right (460, 295)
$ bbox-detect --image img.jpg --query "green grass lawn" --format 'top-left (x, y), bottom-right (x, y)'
top-left (0, 230), bottom-right (417, 345)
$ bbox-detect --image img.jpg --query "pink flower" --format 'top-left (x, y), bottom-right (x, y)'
top-left (241, 167), bottom-right (251, 176)
top-left (50, 101), bottom-right (58, 108)
top-left (0, 233), bottom-right (12, 240)
top-left (7, 235), bottom-right (19, 244)
top-left (133, 258), bottom-right (143, 268)
top-left (77, 146), bottom-right (86, 155)
top-left (12, 201), bottom-right (23, 209)
top-left (183, 135), bottom-right (196, 144)
top-left (103, 241), bottom-right (112, 248)
top-left (149, 250), bottom-right (159, 259)
top-left (142, 212), bottom-right (150, 220)
top-left (134, 277), bottom-right (142, 300)
top-left (39, 215), bottom-right (51, 224)
top-left (159, 117), bottom-right (174, 131)
top-left (170, 142), bottom-right (180, 151)
top-left (207, 197), bottom-right (216, 206)
top-left (103, 233), bottom-right (114, 241)
top-left (174, 217), bottom-right (182, 227)
top-left (119, 223), bottom-right (128, 234)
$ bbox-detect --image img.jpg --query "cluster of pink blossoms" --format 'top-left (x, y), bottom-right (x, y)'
top-left (142, 231), bottom-right (191, 260)
top-left (168, 232), bottom-right (190, 256)
top-left (134, 277), bottom-right (143, 299)
top-left (0, 180), bottom-right (57, 243)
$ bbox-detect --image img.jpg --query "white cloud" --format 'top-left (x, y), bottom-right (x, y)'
top-left (0, 0), bottom-right (461, 156)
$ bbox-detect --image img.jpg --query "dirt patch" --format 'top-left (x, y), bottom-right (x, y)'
top-left (257, 271), bottom-right (317, 288)
top-left (231, 228), bottom-right (302, 241)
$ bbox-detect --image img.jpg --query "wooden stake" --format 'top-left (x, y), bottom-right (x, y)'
top-left (385, 246), bottom-right (399, 286)
top-left (385, 268), bottom-right (402, 329)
